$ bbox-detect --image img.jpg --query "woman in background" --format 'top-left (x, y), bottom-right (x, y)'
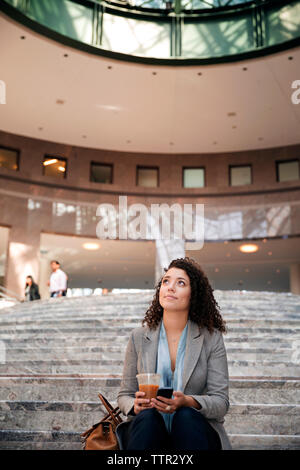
top-left (24, 275), bottom-right (40, 301)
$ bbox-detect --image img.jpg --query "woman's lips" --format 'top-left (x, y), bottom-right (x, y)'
top-left (165, 295), bottom-right (177, 299)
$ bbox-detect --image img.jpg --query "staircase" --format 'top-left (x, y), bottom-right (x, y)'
top-left (0, 291), bottom-right (299, 450)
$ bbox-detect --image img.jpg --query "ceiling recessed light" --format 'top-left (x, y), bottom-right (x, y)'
top-left (58, 166), bottom-right (66, 172)
top-left (197, 72), bottom-right (202, 76)
top-left (227, 112), bottom-right (236, 117)
top-left (243, 67), bottom-right (247, 71)
top-left (83, 242), bottom-right (100, 250)
top-left (107, 65), bottom-right (112, 69)
top-left (64, 54), bottom-right (68, 57)
top-left (20, 36), bottom-right (26, 40)
top-left (239, 244), bottom-right (258, 253)
top-left (43, 159), bottom-right (58, 166)
top-left (288, 56), bottom-right (293, 60)
top-left (56, 99), bottom-right (65, 105)
top-left (152, 72), bottom-right (157, 75)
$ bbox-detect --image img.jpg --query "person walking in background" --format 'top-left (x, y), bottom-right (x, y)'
top-left (48, 260), bottom-right (68, 298)
top-left (24, 275), bottom-right (40, 301)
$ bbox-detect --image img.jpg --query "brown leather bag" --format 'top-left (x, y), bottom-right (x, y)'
top-left (81, 394), bottom-right (123, 450)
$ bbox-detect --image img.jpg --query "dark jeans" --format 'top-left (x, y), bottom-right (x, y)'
top-left (50, 290), bottom-right (67, 297)
top-left (126, 407), bottom-right (221, 450)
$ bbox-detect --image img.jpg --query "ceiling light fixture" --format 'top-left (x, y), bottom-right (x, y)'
top-left (83, 242), bottom-right (100, 250)
top-left (239, 244), bottom-right (259, 253)
top-left (43, 159), bottom-right (58, 166)
top-left (58, 166), bottom-right (66, 172)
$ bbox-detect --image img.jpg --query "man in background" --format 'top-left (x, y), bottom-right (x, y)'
top-left (48, 260), bottom-right (68, 297)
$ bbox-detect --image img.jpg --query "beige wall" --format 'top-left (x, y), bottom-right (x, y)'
top-left (0, 130), bottom-right (300, 297)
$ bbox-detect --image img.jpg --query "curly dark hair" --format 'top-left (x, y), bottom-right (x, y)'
top-left (142, 257), bottom-right (226, 334)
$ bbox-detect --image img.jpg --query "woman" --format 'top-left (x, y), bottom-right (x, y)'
top-left (24, 276), bottom-right (40, 301)
top-left (116, 257), bottom-right (232, 450)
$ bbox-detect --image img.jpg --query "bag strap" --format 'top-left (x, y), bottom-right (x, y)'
top-left (98, 394), bottom-right (123, 425)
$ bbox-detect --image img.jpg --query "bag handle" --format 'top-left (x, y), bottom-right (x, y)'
top-left (98, 394), bottom-right (123, 426)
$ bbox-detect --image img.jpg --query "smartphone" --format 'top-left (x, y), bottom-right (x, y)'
top-left (157, 387), bottom-right (173, 399)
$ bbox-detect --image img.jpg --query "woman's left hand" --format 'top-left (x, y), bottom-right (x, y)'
top-left (150, 391), bottom-right (188, 414)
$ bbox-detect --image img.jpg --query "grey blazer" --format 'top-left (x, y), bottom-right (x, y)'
top-left (117, 319), bottom-right (232, 450)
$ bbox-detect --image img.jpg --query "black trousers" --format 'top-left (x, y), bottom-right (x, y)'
top-left (125, 407), bottom-right (221, 450)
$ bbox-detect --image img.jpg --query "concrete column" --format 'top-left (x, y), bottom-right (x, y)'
top-left (5, 226), bottom-right (40, 300)
top-left (289, 263), bottom-right (300, 295)
top-left (155, 239), bottom-right (185, 285)
top-left (39, 256), bottom-right (51, 300)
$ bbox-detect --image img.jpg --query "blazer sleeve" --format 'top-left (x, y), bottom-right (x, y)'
top-left (117, 331), bottom-right (139, 416)
top-left (189, 330), bottom-right (230, 421)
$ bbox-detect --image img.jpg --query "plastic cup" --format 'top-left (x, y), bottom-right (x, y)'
top-left (136, 373), bottom-right (160, 400)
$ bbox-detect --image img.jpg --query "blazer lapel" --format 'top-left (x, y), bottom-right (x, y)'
top-left (181, 320), bottom-right (204, 391)
top-left (141, 322), bottom-right (162, 373)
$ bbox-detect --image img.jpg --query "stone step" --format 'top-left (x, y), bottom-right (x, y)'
top-left (0, 376), bottom-right (298, 404)
top-left (3, 347), bottom-right (298, 363)
top-left (0, 400), bottom-right (298, 436)
top-left (1, 336), bottom-right (294, 350)
top-left (1, 317), bottom-right (299, 328)
top-left (0, 326), bottom-right (299, 339)
top-left (0, 429), bottom-right (299, 450)
top-left (0, 359), bottom-right (299, 376)
top-left (225, 404), bottom-right (300, 435)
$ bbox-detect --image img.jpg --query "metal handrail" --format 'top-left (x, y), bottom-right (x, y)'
top-left (0, 286), bottom-right (22, 303)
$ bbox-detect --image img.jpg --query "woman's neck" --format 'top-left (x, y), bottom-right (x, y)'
top-left (163, 311), bottom-right (188, 334)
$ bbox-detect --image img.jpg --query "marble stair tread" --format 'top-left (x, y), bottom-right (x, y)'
top-left (0, 376), bottom-right (299, 404)
top-left (0, 430), bottom-right (299, 450)
top-left (1, 337), bottom-right (294, 349)
top-left (0, 360), bottom-right (299, 376)
top-left (1, 327), bottom-right (299, 338)
top-left (0, 401), bottom-right (299, 435)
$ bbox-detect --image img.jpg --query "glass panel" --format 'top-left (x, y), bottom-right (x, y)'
top-left (28, 0), bottom-right (93, 44)
top-left (90, 163), bottom-right (112, 184)
top-left (183, 168), bottom-right (205, 188)
top-left (278, 160), bottom-right (299, 182)
top-left (137, 168), bottom-right (158, 187)
top-left (182, 14), bottom-right (253, 58)
top-left (0, 147), bottom-right (19, 171)
top-left (265, 2), bottom-right (300, 46)
top-left (43, 156), bottom-right (67, 179)
top-left (102, 13), bottom-right (170, 58)
top-left (230, 165), bottom-right (251, 186)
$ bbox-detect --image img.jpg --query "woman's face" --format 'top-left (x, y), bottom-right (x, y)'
top-left (159, 267), bottom-right (191, 313)
top-left (26, 277), bottom-right (32, 286)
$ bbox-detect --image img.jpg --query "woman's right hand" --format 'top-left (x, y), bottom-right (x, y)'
top-left (134, 391), bottom-right (152, 415)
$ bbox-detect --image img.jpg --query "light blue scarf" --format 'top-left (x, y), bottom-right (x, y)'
top-left (156, 321), bottom-right (188, 432)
